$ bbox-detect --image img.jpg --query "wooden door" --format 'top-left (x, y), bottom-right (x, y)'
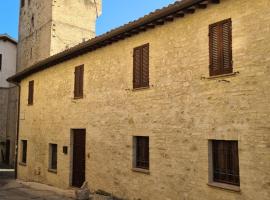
top-left (72, 129), bottom-right (86, 187)
top-left (5, 140), bottom-right (10, 165)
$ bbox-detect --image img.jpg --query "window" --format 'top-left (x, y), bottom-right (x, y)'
top-left (133, 136), bottom-right (149, 170)
top-left (28, 0), bottom-right (31, 6)
top-left (211, 140), bottom-right (240, 186)
top-left (21, 140), bottom-right (27, 164)
top-left (209, 19), bottom-right (233, 76)
top-left (28, 80), bottom-right (34, 105)
top-left (133, 44), bottom-right (149, 89)
top-left (74, 65), bottom-right (84, 98)
top-left (0, 54), bottom-right (2, 71)
top-left (49, 144), bottom-right (57, 171)
top-left (21, 0), bottom-right (25, 8)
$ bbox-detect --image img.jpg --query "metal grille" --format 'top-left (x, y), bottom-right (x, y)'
top-left (136, 136), bottom-right (149, 169)
top-left (22, 140), bottom-right (27, 163)
top-left (212, 140), bottom-right (240, 186)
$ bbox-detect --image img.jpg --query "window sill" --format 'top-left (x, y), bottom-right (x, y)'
top-left (19, 162), bottom-right (27, 166)
top-left (202, 72), bottom-right (239, 80)
top-left (208, 182), bottom-right (240, 192)
top-left (73, 96), bottom-right (83, 100)
top-left (132, 86), bottom-right (150, 91)
top-left (48, 169), bottom-right (57, 174)
top-left (132, 168), bottom-right (150, 175)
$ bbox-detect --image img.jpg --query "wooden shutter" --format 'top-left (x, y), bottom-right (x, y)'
top-left (28, 80), bottom-right (34, 105)
top-left (133, 44), bottom-right (149, 89)
top-left (0, 54), bottom-right (2, 71)
top-left (74, 65), bottom-right (84, 98)
top-left (209, 19), bottom-right (232, 76)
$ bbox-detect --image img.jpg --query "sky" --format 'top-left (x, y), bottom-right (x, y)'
top-left (0, 0), bottom-right (175, 40)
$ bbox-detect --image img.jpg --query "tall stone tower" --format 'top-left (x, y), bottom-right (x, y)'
top-left (17, 0), bottom-right (102, 72)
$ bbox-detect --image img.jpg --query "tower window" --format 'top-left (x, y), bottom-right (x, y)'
top-left (21, 0), bottom-right (25, 8)
top-left (31, 15), bottom-right (35, 27)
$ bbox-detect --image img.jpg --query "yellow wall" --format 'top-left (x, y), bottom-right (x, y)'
top-left (17, 0), bottom-right (270, 199)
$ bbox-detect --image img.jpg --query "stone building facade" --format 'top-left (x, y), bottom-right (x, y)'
top-left (9, 0), bottom-right (270, 200)
top-left (0, 35), bottom-right (18, 167)
top-left (17, 0), bottom-right (102, 72)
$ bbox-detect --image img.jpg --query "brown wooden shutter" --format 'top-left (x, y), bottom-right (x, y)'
top-left (209, 19), bottom-right (232, 76)
top-left (0, 54), bottom-right (2, 71)
top-left (141, 44), bottom-right (149, 87)
top-left (74, 65), bottom-right (84, 98)
top-left (133, 44), bottom-right (149, 89)
top-left (28, 80), bottom-right (34, 105)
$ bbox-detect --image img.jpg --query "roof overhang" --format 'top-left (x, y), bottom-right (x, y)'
top-left (8, 0), bottom-right (220, 83)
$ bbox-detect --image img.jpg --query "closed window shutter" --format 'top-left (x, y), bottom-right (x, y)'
top-left (133, 47), bottom-right (142, 89)
top-left (141, 44), bottom-right (149, 87)
top-left (74, 65), bottom-right (84, 98)
top-left (28, 80), bottom-right (34, 105)
top-left (133, 44), bottom-right (149, 89)
top-left (0, 54), bottom-right (2, 70)
top-left (209, 19), bottom-right (232, 76)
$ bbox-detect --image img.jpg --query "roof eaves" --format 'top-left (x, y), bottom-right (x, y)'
top-left (8, 0), bottom-right (220, 83)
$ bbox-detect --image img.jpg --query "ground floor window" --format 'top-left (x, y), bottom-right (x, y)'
top-left (49, 143), bottom-right (57, 171)
top-left (211, 140), bottom-right (240, 186)
top-left (133, 136), bottom-right (149, 170)
top-left (21, 140), bottom-right (27, 164)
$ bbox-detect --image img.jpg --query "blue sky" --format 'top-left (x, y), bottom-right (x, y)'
top-left (0, 0), bottom-right (175, 40)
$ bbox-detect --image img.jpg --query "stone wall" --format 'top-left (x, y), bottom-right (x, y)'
top-left (0, 86), bottom-right (18, 166)
top-left (0, 88), bottom-right (9, 163)
top-left (17, 0), bottom-right (270, 200)
top-left (0, 40), bottom-right (17, 88)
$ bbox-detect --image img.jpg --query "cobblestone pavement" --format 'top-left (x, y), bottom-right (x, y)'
top-left (0, 169), bottom-right (114, 200)
top-left (0, 169), bottom-right (74, 200)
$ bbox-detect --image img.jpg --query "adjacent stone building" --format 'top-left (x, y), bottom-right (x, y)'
top-left (8, 0), bottom-right (270, 200)
top-left (0, 34), bottom-right (18, 167)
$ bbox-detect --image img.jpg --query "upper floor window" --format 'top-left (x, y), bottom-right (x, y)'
top-left (211, 140), bottom-right (240, 186)
top-left (133, 44), bottom-right (149, 89)
top-left (28, 80), bottom-right (34, 105)
top-left (74, 65), bottom-right (84, 99)
top-left (209, 19), bottom-right (233, 76)
top-left (0, 54), bottom-right (2, 71)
